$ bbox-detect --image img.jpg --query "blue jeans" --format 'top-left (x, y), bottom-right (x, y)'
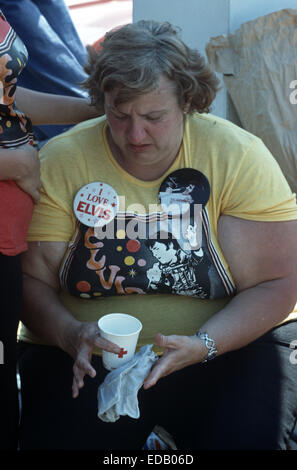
top-left (0, 0), bottom-right (88, 142)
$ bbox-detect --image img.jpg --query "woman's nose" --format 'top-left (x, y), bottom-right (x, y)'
top-left (127, 120), bottom-right (146, 144)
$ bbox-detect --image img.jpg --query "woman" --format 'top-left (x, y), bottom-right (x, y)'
top-left (0, 9), bottom-right (98, 450)
top-left (18, 20), bottom-right (297, 450)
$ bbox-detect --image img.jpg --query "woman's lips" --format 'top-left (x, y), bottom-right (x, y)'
top-left (128, 143), bottom-right (151, 152)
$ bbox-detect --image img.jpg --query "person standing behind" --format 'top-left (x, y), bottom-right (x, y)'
top-left (0, 8), bottom-right (99, 449)
top-left (0, 0), bottom-right (88, 144)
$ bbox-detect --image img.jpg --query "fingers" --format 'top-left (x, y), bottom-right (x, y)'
top-left (143, 357), bottom-right (168, 390)
top-left (72, 379), bottom-right (80, 399)
top-left (72, 367), bottom-right (96, 399)
top-left (78, 322), bottom-right (121, 354)
top-left (71, 323), bottom-right (122, 398)
top-left (72, 347), bottom-right (96, 399)
top-left (143, 334), bottom-right (179, 390)
top-left (31, 188), bottom-right (41, 204)
top-left (154, 332), bottom-right (181, 350)
top-left (143, 333), bottom-right (201, 390)
top-left (94, 335), bottom-right (121, 354)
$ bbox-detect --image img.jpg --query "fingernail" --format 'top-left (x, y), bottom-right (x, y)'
top-left (143, 380), bottom-right (153, 390)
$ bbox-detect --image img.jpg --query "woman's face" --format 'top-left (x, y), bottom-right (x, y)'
top-left (104, 75), bottom-right (185, 177)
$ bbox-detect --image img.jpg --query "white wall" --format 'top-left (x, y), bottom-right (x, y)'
top-left (133, 0), bottom-right (229, 118)
top-left (133, 0), bottom-right (297, 118)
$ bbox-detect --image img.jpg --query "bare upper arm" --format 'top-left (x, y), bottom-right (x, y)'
top-left (22, 241), bottom-right (68, 291)
top-left (218, 215), bottom-right (297, 292)
top-left (16, 87), bottom-right (99, 125)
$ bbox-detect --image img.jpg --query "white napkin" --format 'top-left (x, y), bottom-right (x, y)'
top-left (97, 344), bottom-right (158, 422)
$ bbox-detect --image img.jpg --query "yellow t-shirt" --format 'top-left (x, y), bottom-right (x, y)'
top-left (19, 113), bottom-right (297, 352)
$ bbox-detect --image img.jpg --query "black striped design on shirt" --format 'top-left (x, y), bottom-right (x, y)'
top-left (0, 26), bottom-right (16, 54)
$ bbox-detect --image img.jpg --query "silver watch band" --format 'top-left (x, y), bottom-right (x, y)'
top-left (195, 331), bottom-right (217, 363)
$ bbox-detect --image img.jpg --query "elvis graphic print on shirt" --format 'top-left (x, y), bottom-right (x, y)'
top-left (60, 169), bottom-right (235, 301)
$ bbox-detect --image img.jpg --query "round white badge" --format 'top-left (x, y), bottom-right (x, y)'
top-left (73, 182), bottom-right (119, 227)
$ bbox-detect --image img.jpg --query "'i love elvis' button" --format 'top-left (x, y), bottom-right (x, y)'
top-left (73, 182), bottom-right (119, 227)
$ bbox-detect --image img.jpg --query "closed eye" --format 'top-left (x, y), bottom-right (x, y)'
top-left (146, 116), bottom-right (162, 122)
top-left (113, 113), bottom-right (128, 120)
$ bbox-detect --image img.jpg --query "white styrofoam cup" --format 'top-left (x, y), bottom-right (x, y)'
top-left (98, 313), bottom-right (142, 370)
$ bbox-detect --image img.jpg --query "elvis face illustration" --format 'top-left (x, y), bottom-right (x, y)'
top-left (147, 238), bottom-right (179, 265)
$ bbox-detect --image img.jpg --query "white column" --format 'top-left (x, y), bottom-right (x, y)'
top-left (133, 0), bottom-right (230, 118)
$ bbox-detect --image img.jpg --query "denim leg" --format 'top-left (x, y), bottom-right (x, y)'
top-left (0, 0), bottom-right (88, 141)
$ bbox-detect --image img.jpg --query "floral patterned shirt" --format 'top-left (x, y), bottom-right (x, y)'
top-left (0, 10), bottom-right (34, 255)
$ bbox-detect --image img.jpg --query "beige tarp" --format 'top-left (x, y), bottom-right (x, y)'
top-left (206, 8), bottom-right (297, 193)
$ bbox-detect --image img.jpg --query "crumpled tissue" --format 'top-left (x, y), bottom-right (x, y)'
top-left (97, 344), bottom-right (158, 422)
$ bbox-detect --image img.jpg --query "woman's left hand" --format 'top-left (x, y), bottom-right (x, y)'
top-left (143, 333), bottom-right (203, 389)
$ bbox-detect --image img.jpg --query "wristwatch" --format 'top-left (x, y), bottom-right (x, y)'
top-left (195, 331), bottom-right (217, 363)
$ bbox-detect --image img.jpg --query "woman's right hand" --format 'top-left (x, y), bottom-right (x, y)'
top-left (67, 320), bottom-right (121, 398)
top-left (22, 243), bottom-right (121, 399)
top-left (14, 143), bottom-right (41, 203)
